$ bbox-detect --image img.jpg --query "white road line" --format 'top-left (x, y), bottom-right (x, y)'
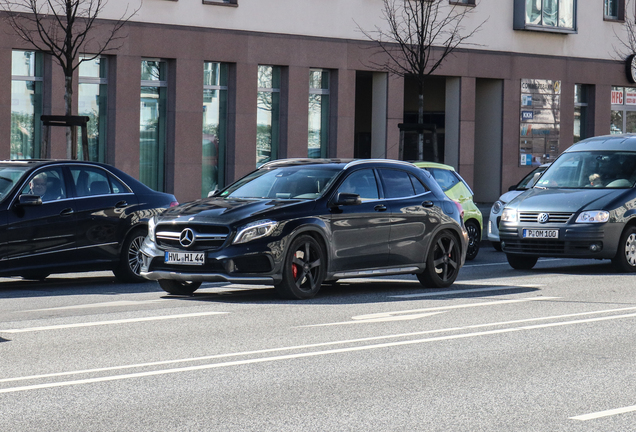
top-left (303, 297), bottom-right (559, 327)
top-left (390, 286), bottom-right (539, 298)
top-left (570, 405), bottom-right (636, 421)
top-left (4, 306), bottom-right (636, 392)
top-left (0, 311), bottom-right (228, 333)
top-left (25, 299), bottom-right (165, 312)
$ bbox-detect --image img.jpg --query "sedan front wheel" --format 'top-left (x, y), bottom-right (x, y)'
top-left (275, 235), bottom-right (325, 299)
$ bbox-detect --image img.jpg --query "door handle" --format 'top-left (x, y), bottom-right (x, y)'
top-left (115, 200), bottom-right (129, 208)
top-left (422, 201), bottom-right (434, 208)
top-left (60, 208), bottom-right (74, 216)
top-left (374, 204), bottom-right (387, 212)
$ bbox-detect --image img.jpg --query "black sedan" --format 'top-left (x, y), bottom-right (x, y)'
top-left (499, 134), bottom-right (636, 271)
top-left (140, 158), bottom-right (468, 299)
top-left (0, 160), bottom-right (177, 281)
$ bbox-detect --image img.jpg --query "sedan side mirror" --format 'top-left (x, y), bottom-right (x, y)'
top-left (332, 192), bottom-right (361, 207)
top-left (17, 194), bottom-right (42, 207)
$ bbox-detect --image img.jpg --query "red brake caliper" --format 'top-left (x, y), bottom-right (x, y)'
top-left (292, 262), bottom-right (298, 279)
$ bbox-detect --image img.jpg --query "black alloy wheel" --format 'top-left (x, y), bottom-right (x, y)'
top-left (612, 226), bottom-right (636, 272)
top-left (465, 220), bottom-right (481, 260)
top-left (506, 253), bottom-right (538, 270)
top-left (113, 227), bottom-right (147, 283)
top-left (275, 235), bottom-right (325, 299)
top-left (418, 230), bottom-right (460, 288)
top-left (158, 279), bottom-right (203, 296)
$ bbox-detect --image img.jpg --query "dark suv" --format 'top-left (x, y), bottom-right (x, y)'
top-left (140, 159), bottom-right (468, 299)
top-left (500, 134), bottom-right (636, 272)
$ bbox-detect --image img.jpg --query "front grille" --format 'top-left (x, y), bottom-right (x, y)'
top-left (504, 239), bottom-right (565, 254)
top-left (156, 224), bottom-right (230, 251)
top-left (519, 212), bottom-right (573, 224)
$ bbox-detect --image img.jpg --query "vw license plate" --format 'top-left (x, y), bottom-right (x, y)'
top-left (523, 229), bottom-right (558, 239)
top-left (165, 251), bottom-right (205, 265)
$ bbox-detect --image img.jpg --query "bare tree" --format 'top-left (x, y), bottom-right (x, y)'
top-left (1, 0), bottom-right (139, 159)
top-left (358, 0), bottom-right (484, 161)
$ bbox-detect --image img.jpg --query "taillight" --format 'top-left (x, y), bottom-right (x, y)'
top-left (169, 201), bottom-right (179, 207)
top-left (453, 200), bottom-right (464, 220)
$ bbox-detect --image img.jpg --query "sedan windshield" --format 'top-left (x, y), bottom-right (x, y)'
top-left (221, 166), bottom-right (340, 199)
top-left (0, 165), bottom-right (30, 199)
top-left (535, 151), bottom-right (636, 189)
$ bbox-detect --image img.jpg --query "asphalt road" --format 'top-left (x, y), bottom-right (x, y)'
top-left (1, 245), bottom-right (636, 431)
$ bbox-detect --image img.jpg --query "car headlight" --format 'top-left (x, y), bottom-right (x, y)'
top-left (147, 216), bottom-right (157, 242)
top-left (501, 208), bottom-right (518, 223)
top-left (576, 211), bottom-right (609, 223)
top-left (233, 220), bottom-right (278, 244)
top-left (492, 200), bottom-right (503, 214)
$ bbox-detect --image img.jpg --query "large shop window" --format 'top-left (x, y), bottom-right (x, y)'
top-left (308, 69), bottom-right (330, 158)
top-left (11, 51), bottom-right (43, 159)
top-left (513, 0), bottom-right (576, 33)
top-left (203, 62), bottom-right (228, 197)
top-left (257, 65), bottom-right (281, 167)
top-left (610, 86), bottom-right (636, 134)
top-left (78, 56), bottom-right (108, 162)
top-left (140, 60), bottom-right (167, 192)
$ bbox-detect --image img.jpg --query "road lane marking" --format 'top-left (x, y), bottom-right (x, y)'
top-left (25, 299), bottom-right (165, 312)
top-left (4, 306), bottom-right (636, 392)
top-left (390, 286), bottom-right (541, 298)
top-left (304, 297), bottom-right (559, 327)
top-left (0, 311), bottom-right (228, 333)
top-left (3, 310), bottom-right (636, 394)
top-left (570, 405), bottom-right (636, 421)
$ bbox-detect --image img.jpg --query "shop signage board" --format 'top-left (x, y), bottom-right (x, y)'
top-left (519, 79), bottom-right (561, 166)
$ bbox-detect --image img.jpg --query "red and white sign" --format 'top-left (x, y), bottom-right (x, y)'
top-left (626, 90), bottom-right (636, 105)
top-left (612, 90), bottom-right (624, 105)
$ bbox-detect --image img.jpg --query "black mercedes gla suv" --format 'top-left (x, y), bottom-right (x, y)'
top-left (140, 159), bottom-right (468, 299)
top-left (500, 134), bottom-right (636, 272)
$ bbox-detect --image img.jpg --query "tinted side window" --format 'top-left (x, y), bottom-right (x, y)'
top-left (21, 167), bottom-right (67, 202)
top-left (378, 169), bottom-right (415, 198)
top-left (337, 169), bottom-right (379, 201)
top-left (427, 168), bottom-right (460, 192)
top-left (409, 174), bottom-right (428, 195)
top-left (70, 167), bottom-right (114, 197)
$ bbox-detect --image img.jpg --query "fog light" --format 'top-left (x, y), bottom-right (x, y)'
top-left (589, 243), bottom-right (602, 252)
top-left (501, 241), bottom-right (506, 248)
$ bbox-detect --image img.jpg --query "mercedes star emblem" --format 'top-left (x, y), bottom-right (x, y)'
top-left (179, 228), bottom-right (195, 247)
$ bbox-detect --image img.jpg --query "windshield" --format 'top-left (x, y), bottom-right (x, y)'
top-left (0, 165), bottom-right (30, 199)
top-left (517, 166), bottom-right (547, 189)
top-left (221, 166), bottom-right (341, 199)
top-left (535, 151), bottom-right (636, 189)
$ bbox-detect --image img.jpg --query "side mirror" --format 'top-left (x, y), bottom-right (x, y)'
top-left (332, 192), bottom-right (361, 206)
top-left (508, 185), bottom-right (516, 191)
top-left (17, 194), bottom-right (42, 207)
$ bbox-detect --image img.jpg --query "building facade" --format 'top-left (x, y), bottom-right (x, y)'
top-left (1, 0), bottom-right (634, 203)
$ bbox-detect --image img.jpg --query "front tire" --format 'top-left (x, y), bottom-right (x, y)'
top-left (506, 254), bottom-right (538, 270)
top-left (113, 227), bottom-right (147, 283)
top-left (418, 231), bottom-right (460, 288)
top-left (159, 279), bottom-right (202, 296)
top-left (465, 220), bottom-right (481, 260)
top-left (275, 235), bottom-right (326, 299)
top-left (612, 226), bottom-right (636, 272)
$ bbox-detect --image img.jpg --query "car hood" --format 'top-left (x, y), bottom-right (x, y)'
top-left (160, 197), bottom-right (314, 225)
top-left (497, 190), bottom-right (524, 204)
top-left (508, 188), bottom-right (628, 212)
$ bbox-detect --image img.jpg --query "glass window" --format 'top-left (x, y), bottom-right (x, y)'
top-left (410, 174), bottom-right (429, 195)
top-left (257, 65), bottom-right (281, 167)
top-left (517, 0), bottom-right (576, 31)
top-left (426, 168), bottom-right (461, 192)
top-left (338, 169), bottom-right (379, 201)
top-left (140, 60), bottom-right (167, 192)
top-left (11, 51), bottom-right (43, 160)
top-left (378, 169), bottom-right (416, 199)
top-left (22, 168), bottom-right (67, 202)
top-left (203, 62), bottom-right (228, 198)
top-left (604, 0), bottom-right (621, 19)
top-left (78, 56), bottom-right (108, 162)
top-left (308, 69), bottom-right (330, 158)
top-left (574, 84), bottom-right (589, 143)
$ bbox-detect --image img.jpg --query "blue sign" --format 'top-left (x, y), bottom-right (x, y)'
top-left (521, 111), bottom-right (534, 121)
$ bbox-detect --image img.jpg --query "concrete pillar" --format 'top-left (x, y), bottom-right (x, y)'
top-left (458, 77), bottom-right (476, 186)
top-left (371, 72), bottom-right (388, 159)
top-left (334, 68), bottom-right (356, 158)
top-left (386, 74), bottom-right (404, 160)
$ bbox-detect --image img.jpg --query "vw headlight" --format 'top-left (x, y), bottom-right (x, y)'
top-left (492, 200), bottom-right (503, 214)
top-left (501, 208), bottom-right (518, 223)
top-left (576, 211), bottom-right (609, 223)
top-left (147, 216), bottom-right (157, 242)
top-left (233, 220), bottom-right (278, 245)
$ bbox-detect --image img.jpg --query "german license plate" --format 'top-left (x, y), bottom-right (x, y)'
top-left (523, 229), bottom-right (558, 239)
top-left (165, 251), bottom-right (205, 265)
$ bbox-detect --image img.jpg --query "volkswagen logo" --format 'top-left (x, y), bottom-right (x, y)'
top-left (179, 228), bottom-right (196, 248)
top-left (537, 213), bottom-right (550, 223)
